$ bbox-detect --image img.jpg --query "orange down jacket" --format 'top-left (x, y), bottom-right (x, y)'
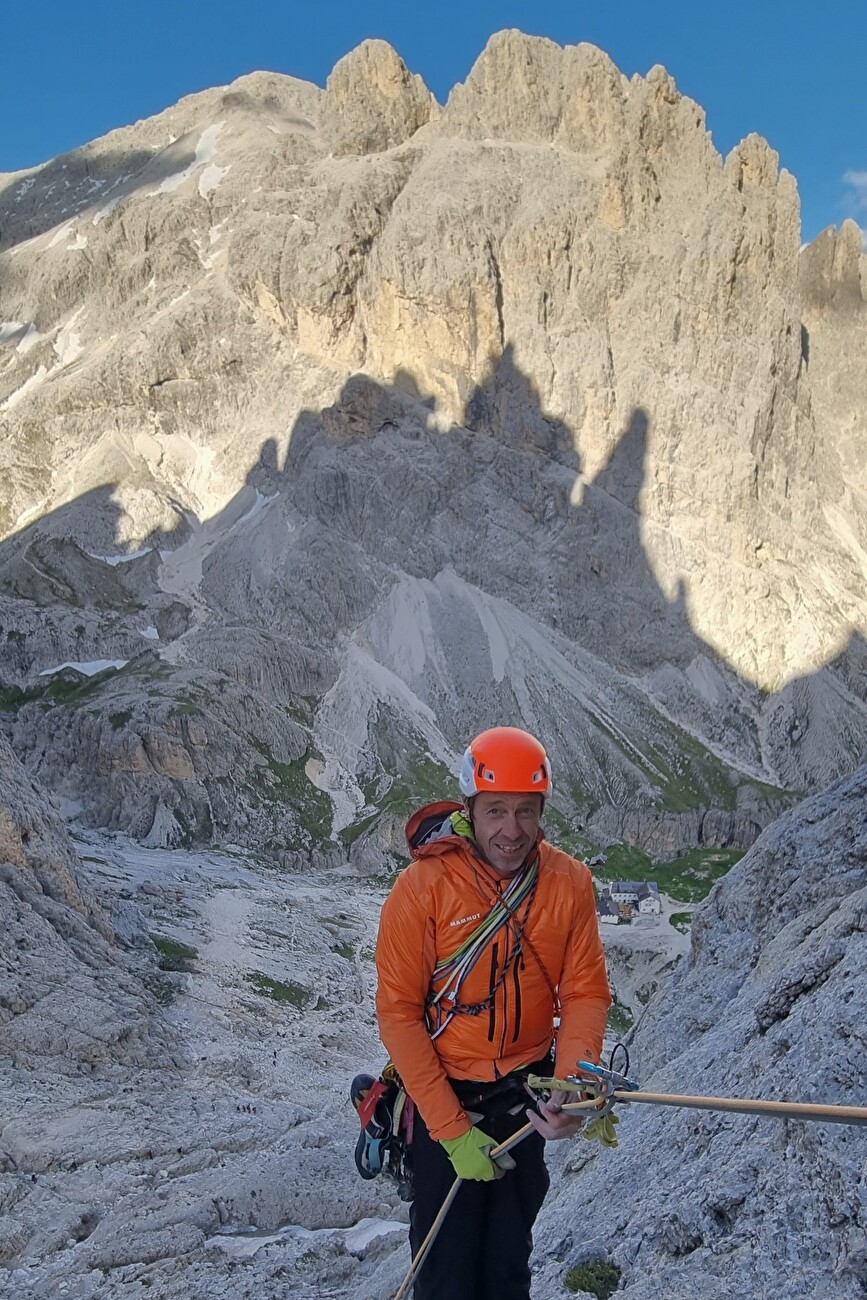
top-left (375, 802), bottom-right (611, 1141)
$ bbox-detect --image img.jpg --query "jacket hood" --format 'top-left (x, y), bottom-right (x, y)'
top-left (405, 801), bottom-right (473, 859)
top-left (405, 800), bottom-right (546, 863)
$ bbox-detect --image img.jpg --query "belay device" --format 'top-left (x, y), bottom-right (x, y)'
top-left (350, 1065), bottom-right (415, 1201)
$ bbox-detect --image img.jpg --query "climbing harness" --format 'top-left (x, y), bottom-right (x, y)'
top-left (351, 860), bottom-right (543, 1202)
top-left (350, 1064), bottom-right (415, 1201)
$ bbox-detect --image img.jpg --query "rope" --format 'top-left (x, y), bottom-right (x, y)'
top-left (425, 858), bottom-right (538, 1039)
top-left (392, 1087), bottom-right (867, 1298)
top-left (393, 1098), bottom-right (599, 1299)
top-left (392, 1098), bottom-right (603, 1299)
top-left (612, 1089), bottom-right (867, 1126)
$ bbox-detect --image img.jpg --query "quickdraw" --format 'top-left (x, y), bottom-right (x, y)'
top-left (528, 1043), bottom-right (640, 1117)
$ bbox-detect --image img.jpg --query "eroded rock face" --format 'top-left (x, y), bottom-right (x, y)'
top-left (0, 31), bottom-right (864, 850)
top-left (319, 40), bottom-right (438, 155)
top-left (0, 734), bottom-right (166, 1069)
top-left (530, 762), bottom-right (867, 1300)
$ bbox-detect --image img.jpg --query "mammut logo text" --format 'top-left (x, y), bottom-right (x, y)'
top-left (449, 912), bottom-right (481, 928)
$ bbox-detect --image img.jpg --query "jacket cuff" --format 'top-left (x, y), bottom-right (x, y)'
top-left (428, 1111), bottom-right (472, 1142)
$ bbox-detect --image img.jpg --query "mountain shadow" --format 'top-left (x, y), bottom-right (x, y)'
top-left (0, 349), bottom-right (864, 855)
top-left (0, 142), bottom-right (213, 254)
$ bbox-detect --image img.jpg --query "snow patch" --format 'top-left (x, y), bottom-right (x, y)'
top-left (38, 659), bottom-right (128, 678)
top-left (153, 124), bottom-right (225, 195)
top-left (238, 488), bottom-right (278, 528)
top-left (47, 220), bottom-right (75, 249)
top-left (67, 230), bottom-right (88, 250)
top-left (0, 321), bottom-right (25, 345)
top-left (18, 324), bottom-right (47, 353)
top-left (198, 161), bottom-right (229, 197)
top-left (1, 366), bottom-right (48, 411)
top-left (93, 196), bottom-right (121, 226)
top-left (140, 625), bottom-right (159, 640)
top-left (86, 546), bottom-right (153, 566)
top-left (53, 309), bottom-right (84, 367)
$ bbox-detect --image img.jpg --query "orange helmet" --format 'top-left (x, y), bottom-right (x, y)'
top-left (459, 726), bottom-right (553, 799)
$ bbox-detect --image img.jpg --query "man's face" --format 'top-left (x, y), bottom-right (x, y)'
top-left (469, 791), bottom-right (543, 877)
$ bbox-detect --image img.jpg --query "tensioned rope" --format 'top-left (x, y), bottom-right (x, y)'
top-left (392, 1088), bottom-right (867, 1300)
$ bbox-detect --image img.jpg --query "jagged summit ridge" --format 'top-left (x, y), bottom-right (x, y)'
top-left (0, 31), bottom-right (864, 854)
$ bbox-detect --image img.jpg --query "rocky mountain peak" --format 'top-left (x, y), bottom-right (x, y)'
top-left (800, 217), bottom-right (865, 311)
top-left (0, 32), bottom-right (864, 861)
top-left (320, 39), bottom-right (438, 155)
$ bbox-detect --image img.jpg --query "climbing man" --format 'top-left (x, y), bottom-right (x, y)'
top-left (375, 725), bottom-right (612, 1300)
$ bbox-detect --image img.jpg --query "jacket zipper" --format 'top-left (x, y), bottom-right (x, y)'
top-left (511, 953), bottom-right (523, 1044)
top-left (487, 943), bottom-right (498, 1042)
top-left (498, 934), bottom-right (509, 1057)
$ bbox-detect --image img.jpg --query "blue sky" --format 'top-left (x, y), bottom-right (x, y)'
top-left (2, 0), bottom-right (864, 243)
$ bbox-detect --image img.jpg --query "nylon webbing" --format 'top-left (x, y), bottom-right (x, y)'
top-left (425, 857), bottom-right (539, 1039)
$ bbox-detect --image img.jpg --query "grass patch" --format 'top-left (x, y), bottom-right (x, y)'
top-left (333, 942), bottom-right (356, 961)
top-left (245, 971), bottom-right (309, 1007)
top-left (151, 934), bottom-right (198, 973)
top-left (565, 1261), bottom-right (621, 1298)
top-left (173, 700), bottom-right (201, 716)
top-left (593, 845), bottom-right (744, 904)
top-left (44, 669), bottom-right (119, 705)
top-left (109, 709), bottom-right (133, 730)
top-left (669, 911), bottom-right (693, 933)
top-left (357, 704), bottom-right (455, 821)
top-left (584, 703), bottom-right (791, 816)
top-left (360, 870), bottom-right (400, 890)
top-left (248, 739), bottom-right (332, 842)
top-left (339, 810), bottom-right (379, 849)
top-left (606, 1002), bottom-right (634, 1037)
top-left (0, 665), bottom-right (136, 714)
top-left (0, 682), bottom-right (44, 711)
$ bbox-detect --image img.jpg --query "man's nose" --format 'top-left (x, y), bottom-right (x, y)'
top-left (503, 813), bottom-right (522, 839)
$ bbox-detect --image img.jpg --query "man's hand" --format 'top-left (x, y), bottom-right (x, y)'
top-left (526, 1089), bottom-right (586, 1141)
top-left (440, 1126), bottom-right (515, 1180)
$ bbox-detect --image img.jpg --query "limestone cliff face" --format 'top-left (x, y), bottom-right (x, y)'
top-left (532, 762), bottom-right (867, 1300)
top-left (0, 735), bottom-right (167, 1069)
top-left (0, 33), bottom-right (864, 850)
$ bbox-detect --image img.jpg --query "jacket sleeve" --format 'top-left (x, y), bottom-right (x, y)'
top-left (553, 864), bottom-right (611, 1075)
top-left (375, 869), bottom-right (472, 1141)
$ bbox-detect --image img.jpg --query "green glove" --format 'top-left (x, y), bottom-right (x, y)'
top-left (440, 1126), bottom-right (504, 1181)
top-left (582, 1111), bottom-right (620, 1148)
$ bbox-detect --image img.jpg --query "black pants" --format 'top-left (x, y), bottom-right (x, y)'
top-left (408, 1072), bottom-right (550, 1300)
